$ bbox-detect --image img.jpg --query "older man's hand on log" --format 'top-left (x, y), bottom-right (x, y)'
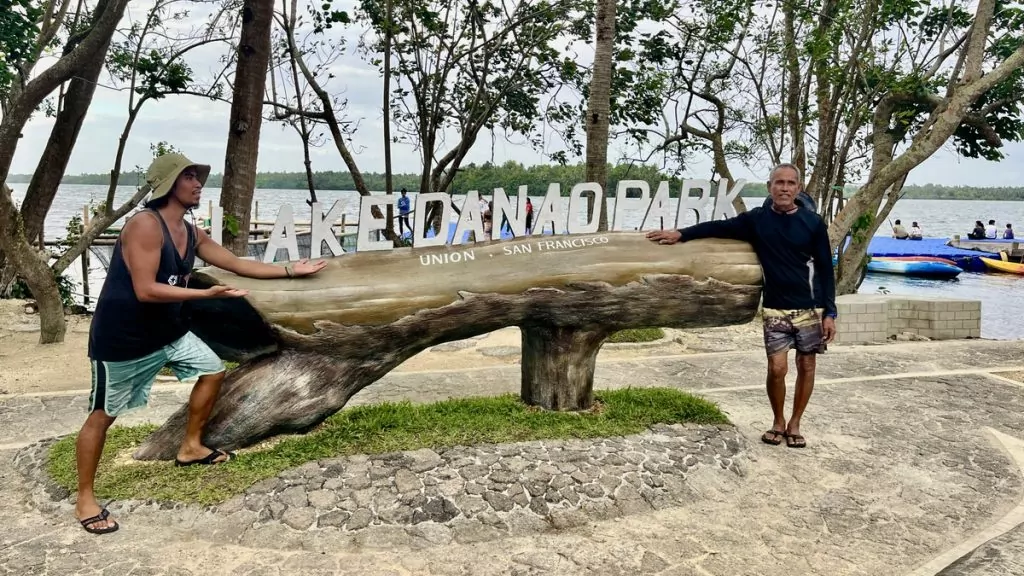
top-left (646, 229), bottom-right (682, 245)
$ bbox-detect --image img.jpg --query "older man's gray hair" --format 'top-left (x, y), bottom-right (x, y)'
top-left (769, 163), bottom-right (803, 185)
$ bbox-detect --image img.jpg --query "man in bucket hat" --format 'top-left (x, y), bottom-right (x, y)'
top-left (75, 151), bottom-right (327, 535)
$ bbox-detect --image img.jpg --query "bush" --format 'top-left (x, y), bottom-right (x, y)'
top-left (6, 271), bottom-right (77, 308)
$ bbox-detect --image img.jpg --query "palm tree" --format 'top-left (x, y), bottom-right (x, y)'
top-left (584, 0), bottom-right (616, 231)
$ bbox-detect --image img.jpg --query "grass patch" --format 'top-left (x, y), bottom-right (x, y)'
top-left (607, 327), bottom-right (666, 343)
top-left (159, 360), bottom-right (238, 377)
top-left (47, 388), bottom-right (726, 506)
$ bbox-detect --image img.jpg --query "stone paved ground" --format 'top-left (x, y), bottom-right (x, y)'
top-left (2, 339), bottom-right (1024, 575)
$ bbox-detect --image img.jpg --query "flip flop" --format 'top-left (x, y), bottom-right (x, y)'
top-left (785, 433), bottom-right (807, 448)
top-left (174, 449), bottom-right (235, 467)
top-left (761, 430), bottom-right (785, 445)
top-left (79, 508), bottom-right (119, 535)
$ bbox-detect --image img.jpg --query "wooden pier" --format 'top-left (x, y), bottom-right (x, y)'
top-left (947, 236), bottom-right (1023, 259)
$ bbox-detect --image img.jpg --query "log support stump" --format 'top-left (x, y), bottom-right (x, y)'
top-left (520, 326), bottom-right (609, 411)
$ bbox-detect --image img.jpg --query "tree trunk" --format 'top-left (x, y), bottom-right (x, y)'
top-left (520, 326), bottom-right (610, 411)
top-left (584, 0), bottom-right (615, 231)
top-left (0, 0), bottom-right (129, 180)
top-left (0, 0), bottom-right (130, 344)
top-left (20, 37), bottom-right (111, 243)
top-left (834, 175), bottom-right (908, 294)
top-left (383, 0), bottom-right (395, 241)
top-left (52, 185), bottom-right (152, 274)
top-left (782, 0), bottom-right (805, 176)
top-left (133, 232), bottom-right (763, 459)
top-left (219, 0), bottom-right (274, 255)
top-left (0, 207), bottom-right (66, 343)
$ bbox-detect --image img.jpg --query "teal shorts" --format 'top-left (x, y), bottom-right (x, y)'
top-left (89, 332), bottom-right (225, 417)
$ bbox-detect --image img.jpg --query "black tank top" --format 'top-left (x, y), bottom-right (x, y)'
top-left (88, 209), bottom-right (196, 361)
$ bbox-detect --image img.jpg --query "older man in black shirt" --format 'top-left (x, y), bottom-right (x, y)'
top-left (647, 163), bottom-right (836, 449)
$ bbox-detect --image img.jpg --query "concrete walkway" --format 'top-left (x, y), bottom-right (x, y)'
top-left (3, 339), bottom-right (1024, 575)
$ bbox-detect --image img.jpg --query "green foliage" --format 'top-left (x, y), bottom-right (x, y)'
top-left (850, 212), bottom-right (874, 243)
top-left (8, 272), bottom-right (76, 309)
top-left (107, 47), bottom-right (193, 100)
top-left (102, 0), bottom-right (224, 113)
top-left (0, 0), bottom-right (43, 98)
top-left (150, 141), bottom-right (181, 157)
top-left (353, 0), bottom-right (580, 177)
top-left (46, 388), bottom-right (728, 505)
top-left (3, 206), bottom-right (86, 308)
top-left (12, 167), bottom-right (1024, 201)
top-left (20, 161), bottom-right (764, 198)
top-left (222, 214), bottom-right (240, 237)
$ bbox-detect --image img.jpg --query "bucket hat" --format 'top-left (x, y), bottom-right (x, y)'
top-left (145, 152), bottom-right (211, 201)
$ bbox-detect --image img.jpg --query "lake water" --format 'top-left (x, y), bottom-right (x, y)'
top-left (8, 184), bottom-right (1024, 340)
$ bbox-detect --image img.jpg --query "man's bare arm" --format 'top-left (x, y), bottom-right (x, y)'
top-left (194, 226), bottom-right (327, 278)
top-left (122, 214), bottom-right (242, 302)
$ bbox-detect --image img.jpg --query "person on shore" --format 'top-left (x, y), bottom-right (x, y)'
top-left (76, 152), bottom-right (327, 535)
top-left (397, 188), bottom-right (411, 236)
top-left (1004, 223), bottom-right (1014, 240)
top-left (909, 221), bottom-right (923, 240)
top-left (482, 199), bottom-right (493, 239)
top-left (646, 162), bottom-right (837, 450)
top-left (986, 219), bottom-right (998, 239)
top-left (969, 220), bottom-right (986, 239)
top-left (892, 219), bottom-right (909, 239)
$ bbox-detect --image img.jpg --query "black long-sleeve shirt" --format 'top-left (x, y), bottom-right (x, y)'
top-left (678, 206), bottom-right (837, 317)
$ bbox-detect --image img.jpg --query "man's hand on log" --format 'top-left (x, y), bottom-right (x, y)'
top-left (646, 229), bottom-right (682, 245)
top-left (290, 259), bottom-right (328, 277)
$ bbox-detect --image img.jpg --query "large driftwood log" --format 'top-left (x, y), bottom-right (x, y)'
top-left (133, 231), bottom-right (762, 460)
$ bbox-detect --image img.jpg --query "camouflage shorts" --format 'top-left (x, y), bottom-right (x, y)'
top-left (762, 308), bottom-right (827, 357)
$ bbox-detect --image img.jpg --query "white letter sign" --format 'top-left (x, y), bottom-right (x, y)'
top-left (712, 179), bottom-right (747, 220)
top-left (676, 179), bottom-right (712, 227)
top-left (311, 200), bottom-right (347, 257)
top-left (530, 183), bottom-right (565, 235)
top-left (451, 190), bottom-right (485, 245)
top-left (356, 196), bottom-right (392, 252)
top-left (613, 180), bottom-right (650, 231)
top-left (263, 204), bottom-right (300, 263)
top-left (492, 186), bottom-right (528, 238)
top-left (641, 181), bottom-right (674, 230)
top-left (567, 183), bottom-right (601, 234)
top-left (413, 193), bottom-right (453, 247)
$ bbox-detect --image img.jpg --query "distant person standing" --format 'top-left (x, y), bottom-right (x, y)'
top-left (525, 198), bottom-right (534, 234)
top-left (482, 201), bottom-right (493, 239)
top-left (397, 188), bottom-right (411, 236)
top-left (909, 221), bottom-right (923, 240)
top-left (986, 219), bottom-right (998, 239)
top-left (1005, 223), bottom-right (1015, 239)
top-left (891, 219), bottom-right (909, 239)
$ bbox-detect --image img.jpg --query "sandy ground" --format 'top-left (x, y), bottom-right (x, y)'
top-left (0, 299), bottom-right (764, 395)
top-left (995, 370), bottom-right (1024, 384)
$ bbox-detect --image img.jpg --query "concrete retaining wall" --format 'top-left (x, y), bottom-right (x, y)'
top-left (835, 294), bottom-right (981, 344)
